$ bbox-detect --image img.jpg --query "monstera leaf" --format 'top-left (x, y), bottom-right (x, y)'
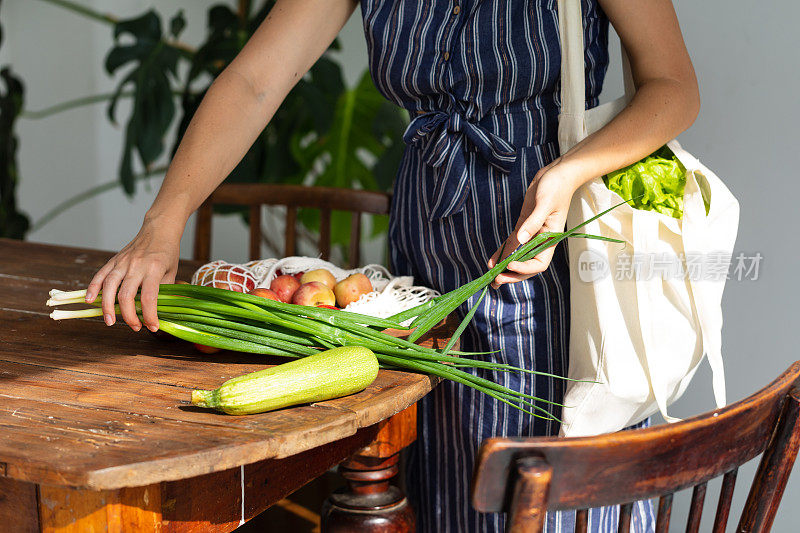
top-left (1, 15), bottom-right (30, 240)
top-left (293, 72), bottom-right (407, 246)
top-left (105, 9), bottom-right (186, 195)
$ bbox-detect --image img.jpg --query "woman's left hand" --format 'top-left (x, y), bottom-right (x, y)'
top-left (488, 157), bottom-right (584, 287)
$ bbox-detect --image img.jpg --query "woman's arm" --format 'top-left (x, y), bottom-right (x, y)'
top-left (87, 0), bottom-right (358, 331)
top-left (490, 0), bottom-right (699, 285)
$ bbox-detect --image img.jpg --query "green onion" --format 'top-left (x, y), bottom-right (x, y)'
top-left (405, 201), bottom-right (628, 341)
top-left (47, 205), bottom-right (624, 420)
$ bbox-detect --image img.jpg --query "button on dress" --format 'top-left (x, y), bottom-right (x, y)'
top-left (359, 1), bottom-right (655, 531)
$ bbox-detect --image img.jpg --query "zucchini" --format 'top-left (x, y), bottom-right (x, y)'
top-left (190, 346), bottom-right (379, 415)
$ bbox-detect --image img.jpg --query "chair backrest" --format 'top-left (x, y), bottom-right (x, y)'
top-left (193, 184), bottom-right (391, 267)
top-left (472, 361), bottom-right (800, 533)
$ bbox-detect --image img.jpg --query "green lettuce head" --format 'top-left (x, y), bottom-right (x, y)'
top-left (602, 146), bottom-right (706, 219)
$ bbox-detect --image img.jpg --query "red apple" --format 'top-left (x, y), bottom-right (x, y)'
top-left (317, 304), bottom-right (339, 310)
top-left (292, 272), bottom-right (304, 282)
top-left (194, 343), bottom-right (221, 354)
top-left (211, 265), bottom-right (256, 293)
top-left (269, 274), bottom-right (301, 303)
top-left (291, 281), bottom-right (336, 307)
top-left (334, 273), bottom-right (374, 308)
top-left (249, 287), bottom-right (281, 302)
top-left (300, 268), bottom-right (337, 290)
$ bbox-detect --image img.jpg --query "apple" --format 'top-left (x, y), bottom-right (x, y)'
top-left (292, 272), bottom-right (304, 282)
top-left (317, 304), bottom-right (339, 310)
top-left (194, 343), bottom-right (221, 354)
top-left (300, 268), bottom-right (337, 290)
top-left (291, 281), bottom-right (336, 307)
top-left (269, 274), bottom-right (301, 303)
top-left (334, 273), bottom-right (374, 308)
top-left (249, 287), bottom-right (281, 302)
top-left (212, 265), bottom-right (256, 293)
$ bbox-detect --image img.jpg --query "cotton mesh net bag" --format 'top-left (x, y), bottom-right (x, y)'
top-left (192, 261), bottom-right (257, 293)
top-left (191, 256), bottom-right (439, 320)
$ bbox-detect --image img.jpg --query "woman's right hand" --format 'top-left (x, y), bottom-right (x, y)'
top-left (85, 213), bottom-right (183, 333)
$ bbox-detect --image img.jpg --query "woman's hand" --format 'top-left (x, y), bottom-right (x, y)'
top-left (488, 157), bottom-right (584, 287)
top-left (85, 213), bottom-right (182, 332)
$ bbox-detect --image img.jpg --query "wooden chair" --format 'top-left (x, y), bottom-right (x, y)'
top-left (472, 361), bottom-right (800, 533)
top-left (193, 183), bottom-right (391, 266)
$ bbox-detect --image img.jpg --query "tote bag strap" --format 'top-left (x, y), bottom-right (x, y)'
top-left (557, 0), bottom-right (635, 150)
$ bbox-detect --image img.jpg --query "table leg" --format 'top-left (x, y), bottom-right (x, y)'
top-left (0, 476), bottom-right (39, 533)
top-left (321, 405), bottom-right (417, 532)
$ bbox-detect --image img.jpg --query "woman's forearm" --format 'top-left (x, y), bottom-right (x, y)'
top-left (145, 0), bottom-right (359, 228)
top-left (559, 75), bottom-right (700, 191)
top-left (559, 0), bottom-right (702, 189)
top-left (87, 0), bottom-right (358, 331)
top-left (144, 70), bottom-right (283, 226)
top-left (492, 0), bottom-right (700, 284)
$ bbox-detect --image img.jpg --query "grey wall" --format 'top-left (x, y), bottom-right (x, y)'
top-left (2, 1), bottom-right (798, 530)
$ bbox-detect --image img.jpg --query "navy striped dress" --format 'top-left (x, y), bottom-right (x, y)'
top-left (359, 1), bottom-right (654, 531)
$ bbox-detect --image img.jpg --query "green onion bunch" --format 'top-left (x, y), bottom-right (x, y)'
top-left (47, 202), bottom-right (627, 422)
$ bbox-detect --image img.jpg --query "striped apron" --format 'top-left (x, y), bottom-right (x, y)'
top-left (359, 1), bottom-right (655, 531)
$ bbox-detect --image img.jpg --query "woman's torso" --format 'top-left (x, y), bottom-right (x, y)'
top-left (360, 0), bottom-right (610, 148)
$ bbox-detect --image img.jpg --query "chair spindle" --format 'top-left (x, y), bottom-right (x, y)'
top-left (655, 493), bottom-right (673, 533)
top-left (712, 468), bottom-right (738, 533)
top-left (249, 204), bottom-right (261, 261)
top-left (194, 201), bottom-right (213, 262)
top-left (575, 508), bottom-right (588, 533)
top-left (617, 502), bottom-right (633, 533)
top-left (685, 482), bottom-right (707, 533)
top-left (319, 208), bottom-right (331, 260)
top-left (508, 456), bottom-right (552, 533)
top-left (285, 206), bottom-right (297, 257)
top-left (348, 212), bottom-right (361, 268)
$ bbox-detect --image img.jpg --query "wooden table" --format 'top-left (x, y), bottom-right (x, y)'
top-left (0, 239), bottom-right (446, 532)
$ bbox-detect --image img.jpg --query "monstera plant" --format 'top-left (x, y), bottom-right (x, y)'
top-left (3, 0), bottom-right (406, 255)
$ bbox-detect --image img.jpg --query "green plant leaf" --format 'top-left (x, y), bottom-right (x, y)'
top-left (0, 65), bottom-right (30, 239)
top-left (293, 72), bottom-right (408, 249)
top-left (105, 9), bottom-right (183, 195)
top-left (169, 10), bottom-right (186, 38)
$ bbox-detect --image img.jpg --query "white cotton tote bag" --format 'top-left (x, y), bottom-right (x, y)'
top-left (556, 0), bottom-right (740, 436)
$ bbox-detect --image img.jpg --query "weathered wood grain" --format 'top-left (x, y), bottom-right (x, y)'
top-left (38, 484), bottom-right (162, 532)
top-left (0, 239), bottom-right (440, 493)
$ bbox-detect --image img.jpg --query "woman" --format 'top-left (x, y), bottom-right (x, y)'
top-left (87, 1), bottom-right (699, 531)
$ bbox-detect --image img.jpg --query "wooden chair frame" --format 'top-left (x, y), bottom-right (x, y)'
top-left (472, 362), bottom-right (800, 533)
top-left (194, 183), bottom-right (391, 267)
